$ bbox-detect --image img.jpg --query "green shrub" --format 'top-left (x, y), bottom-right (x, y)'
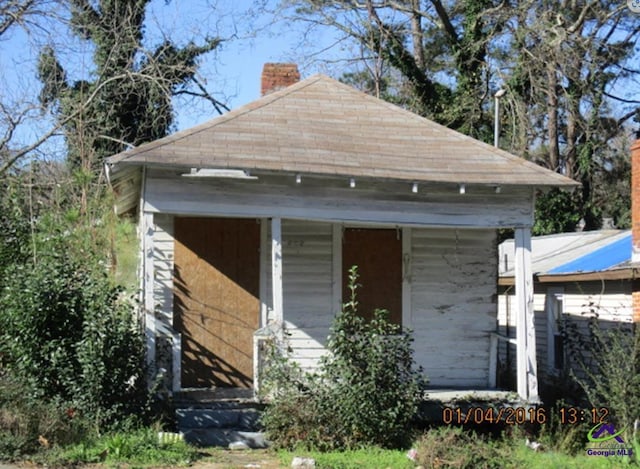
top-left (0, 372), bottom-right (88, 460)
top-left (261, 266), bottom-right (425, 450)
top-left (565, 319), bottom-right (640, 435)
top-left (0, 248), bottom-right (148, 430)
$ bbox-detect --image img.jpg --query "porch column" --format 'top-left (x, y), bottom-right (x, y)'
top-left (142, 211), bottom-right (156, 379)
top-left (515, 227), bottom-right (539, 402)
top-left (271, 217), bottom-right (284, 324)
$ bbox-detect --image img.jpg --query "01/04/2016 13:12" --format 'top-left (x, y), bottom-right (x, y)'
top-left (441, 406), bottom-right (611, 426)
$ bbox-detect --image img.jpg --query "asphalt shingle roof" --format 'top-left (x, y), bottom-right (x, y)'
top-left (107, 74), bottom-right (577, 187)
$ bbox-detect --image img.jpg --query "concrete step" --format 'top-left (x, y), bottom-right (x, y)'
top-left (173, 398), bottom-right (263, 410)
top-left (173, 388), bottom-right (268, 448)
top-left (181, 428), bottom-right (268, 448)
top-left (174, 388), bottom-right (254, 404)
top-left (176, 407), bottom-right (262, 430)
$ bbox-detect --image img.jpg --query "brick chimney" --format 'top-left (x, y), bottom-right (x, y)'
top-left (261, 63), bottom-right (300, 96)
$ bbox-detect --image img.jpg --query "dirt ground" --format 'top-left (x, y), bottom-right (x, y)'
top-left (190, 449), bottom-right (285, 468)
top-left (2, 449), bottom-right (287, 469)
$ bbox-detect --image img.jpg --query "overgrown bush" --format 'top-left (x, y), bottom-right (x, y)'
top-left (0, 372), bottom-right (88, 459)
top-left (412, 426), bottom-right (505, 469)
top-left (0, 247), bottom-right (148, 430)
top-left (565, 318), bottom-right (640, 435)
top-left (261, 266), bottom-right (425, 450)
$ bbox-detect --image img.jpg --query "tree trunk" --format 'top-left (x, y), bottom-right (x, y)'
top-left (546, 64), bottom-right (559, 171)
top-left (411, 0), bottom-right (425, 70)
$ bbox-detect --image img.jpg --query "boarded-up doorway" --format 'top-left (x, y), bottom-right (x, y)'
top-left (342, 228), bottom-right (402, 324)
top-left (173, 217), bottom-right (260, 388)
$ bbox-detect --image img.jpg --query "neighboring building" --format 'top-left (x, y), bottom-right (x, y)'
top-left (498, 230), bottom-right (636, 391)
top-left (106, 64), bottom-right (577, 402)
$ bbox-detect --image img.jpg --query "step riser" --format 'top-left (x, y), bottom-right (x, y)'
top-left (176, 408), bottom-right (262, 430)
top-left (182, 429), bottom-right (268, 449)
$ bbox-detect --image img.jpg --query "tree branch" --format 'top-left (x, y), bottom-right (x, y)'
top-left (603, 91), bottom-right (640, 104)
top-left (0, 0), bottom-right (35, 36)
top-left (0, 72), bottom-right (143, 176)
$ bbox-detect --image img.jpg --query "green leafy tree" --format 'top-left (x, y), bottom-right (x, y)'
top-left (37, 0), bottom-right (224, 174)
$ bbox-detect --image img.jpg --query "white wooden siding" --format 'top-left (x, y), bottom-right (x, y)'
top-left (281, 220), bottom-right (333, 372)
top-left (562, 292), bottom-right (632, 323)
top-left (498, 285), bottom-right (632, 387)
top-left (146, 211), bottom-right (507, 389)
top-left (411, 228), bottom-right (498, 387)
top-left (143, 169), bottom-right (535, 228)
top-left (149, 213), bottom-right (176, 388)
top-left (153, 214), bottom-right (175, 325)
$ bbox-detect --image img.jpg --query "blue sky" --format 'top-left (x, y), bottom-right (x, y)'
top-left (0, 0), bottom-right (348, 157)
top-left (2, 1), bottom-right (638, 160)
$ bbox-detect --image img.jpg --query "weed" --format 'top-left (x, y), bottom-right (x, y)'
top-left (413, 426), bottom-right (506, 468)
top-left (279, 447), bottom-right (414, 468)
top-left (43, 425), bottom-right (197, 467)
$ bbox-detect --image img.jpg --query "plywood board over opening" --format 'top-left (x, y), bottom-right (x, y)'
top-left (173, 217), bottom-right (260, 388)
top-left (342, 228), bottom-right (402, 324)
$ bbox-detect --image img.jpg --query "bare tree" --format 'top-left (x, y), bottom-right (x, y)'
top-left (281, 0), bottom-right (640, 231)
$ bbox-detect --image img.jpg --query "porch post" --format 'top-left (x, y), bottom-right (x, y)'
top-left (514, 227), bottom-right (539, 402)
top-left (271, 217), bottom-right (283, 324)
top-left (331, 224), bottom-right (342, 314)
top-left (259, 219), bottom-right (269, 327)
top-left (142, 211), bottom-right (156, 381)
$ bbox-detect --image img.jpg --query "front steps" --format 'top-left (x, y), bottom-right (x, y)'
top-left (173, 389), bottom-right (268, 448)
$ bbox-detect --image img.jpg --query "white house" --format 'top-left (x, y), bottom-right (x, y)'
top-left (106, 64), bottom-right (577, 402)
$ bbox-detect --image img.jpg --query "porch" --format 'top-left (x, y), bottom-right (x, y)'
top-left (142, 210), bottom-right (539, 403)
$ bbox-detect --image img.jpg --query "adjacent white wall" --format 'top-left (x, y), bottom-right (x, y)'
top-left (411, 228), bottom-right (498, 387)
top-left (498, 285), bottom-right (633, 386)
top-left (281, 220), bottom-right (334, 372)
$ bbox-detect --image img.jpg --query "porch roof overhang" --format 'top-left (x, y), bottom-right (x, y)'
top-left (105, 74), bottom-right (577, 216)
top-left (499, 267), bottom-right (640, 286)
top-left (499, 230), bottom-right (635, 286)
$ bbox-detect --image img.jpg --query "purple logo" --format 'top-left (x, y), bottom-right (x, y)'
top-left (588, 423), bottom-right (625, 444)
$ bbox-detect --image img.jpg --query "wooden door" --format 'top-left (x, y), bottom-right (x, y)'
top-left (173, 217), bottom-right (260, 388)
top-left (342, 228), bottom-right (402, 324)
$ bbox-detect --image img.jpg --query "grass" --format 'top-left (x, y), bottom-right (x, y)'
top-left (510, 444), bottom-right (630, 468)
top-left (278, 447), bottom-right (414, 468)
top-left (37, 426), bottom-right (199, 468)
top-left (275, 427), bottom-right (637, 469)
top-left (6, 424), bottom-right (637, 469)
top-left (276, 446), bottom-right (630, 469)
